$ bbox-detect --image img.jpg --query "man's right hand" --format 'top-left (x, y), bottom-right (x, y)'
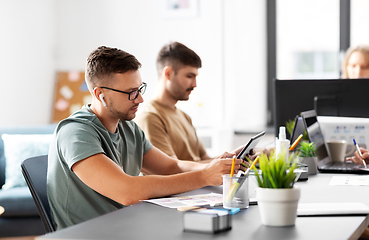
top-left (201, 156), bottom-right (242, 186)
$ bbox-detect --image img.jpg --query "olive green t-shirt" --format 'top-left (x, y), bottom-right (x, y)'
top-left (47, 105), bottom-right (152, 230)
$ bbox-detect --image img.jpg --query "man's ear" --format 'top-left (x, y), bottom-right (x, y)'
top-left (92, 87), bottom-right (103, 100)
top-left (163, 66), bottom-right (173, 81)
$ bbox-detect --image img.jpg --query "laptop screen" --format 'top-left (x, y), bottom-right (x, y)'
top-left (298, 110), bottom-right (369, 173)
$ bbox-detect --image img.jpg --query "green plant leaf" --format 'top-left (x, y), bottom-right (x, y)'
top-left (285, 119), bottom-right (295, 136)
top-left (266, 166), bottom-right (277, 188)
top-left (252, 159), bottom-right (264, 187)
top-left (253, 164), bottom-right (263, 187)
top-left (255, 150), bottom-right (298, 188)
top-left (297, 141), bottom-right (317, 157)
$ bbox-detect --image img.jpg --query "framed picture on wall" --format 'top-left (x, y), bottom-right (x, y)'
top-left (159, 0), bottom-right (199, 19)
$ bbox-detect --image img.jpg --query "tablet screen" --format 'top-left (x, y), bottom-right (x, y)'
top-left (237, 131), bottom-right (265, 160)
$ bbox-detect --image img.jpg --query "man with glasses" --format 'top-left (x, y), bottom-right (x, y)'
top-left (136, 42), bottom-right (213, 161)
top-left (47, 46), bottom-right (245, 230)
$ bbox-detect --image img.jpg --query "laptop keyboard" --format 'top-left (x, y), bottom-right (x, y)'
top-left (319, 162), bottom-right (360, 171)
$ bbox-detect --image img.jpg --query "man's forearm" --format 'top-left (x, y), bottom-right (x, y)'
top-left (175, 159), bottom-right (207, 172)
top-left (120, 170), bottom-right (207, 206)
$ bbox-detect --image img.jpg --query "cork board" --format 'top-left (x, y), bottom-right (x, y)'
top-left (52, 71), bottom-right (92, 122)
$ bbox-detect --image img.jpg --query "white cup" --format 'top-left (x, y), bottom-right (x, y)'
top-left (326, 140), bottom-right (355, 163)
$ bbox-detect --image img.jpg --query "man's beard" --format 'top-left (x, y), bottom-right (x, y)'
top-left (108, 104), bottom-right (139, 121)
top-left (174, 86), bottom-right (194, 101)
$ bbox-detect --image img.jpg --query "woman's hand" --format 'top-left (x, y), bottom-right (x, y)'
top-left (345, 148), bottom-right (369, 165)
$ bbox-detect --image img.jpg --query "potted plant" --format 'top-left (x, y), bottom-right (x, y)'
top-left (252, 151), bottom-right (300, 227)
top-left (297, 141), bottom-right (318, 175)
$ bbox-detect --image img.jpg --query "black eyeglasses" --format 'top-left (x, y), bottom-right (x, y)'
top-left (100, 82), bottom-right (147, 101)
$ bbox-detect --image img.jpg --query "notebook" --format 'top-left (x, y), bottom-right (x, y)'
top-left (290, 110), bottom-right (369, 174)
top-left (297, 202), bottom-right (369, 216)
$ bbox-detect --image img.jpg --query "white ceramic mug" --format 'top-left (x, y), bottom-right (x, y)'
top-left (326, 140), bottom-right (355, 163)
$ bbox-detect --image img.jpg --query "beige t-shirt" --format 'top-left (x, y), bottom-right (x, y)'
top-left (136, 100), bottom-right (207, 161)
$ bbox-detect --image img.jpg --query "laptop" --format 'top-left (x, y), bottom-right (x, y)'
top-left (290, 110), bottom-right (369, 174)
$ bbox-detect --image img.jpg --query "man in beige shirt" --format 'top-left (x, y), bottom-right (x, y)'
top-left (136, 42), bottom-right (216, 161)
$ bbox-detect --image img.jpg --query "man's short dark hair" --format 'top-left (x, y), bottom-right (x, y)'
top-left (156, 42), bottom-right (202, 76)
top-left (85, 46), bottom-right (142, 91)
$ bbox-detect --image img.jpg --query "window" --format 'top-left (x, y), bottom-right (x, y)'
top-left (276, 0), bottom-right (340, 79)
top-left (351, 0), bottom-right (369, 46)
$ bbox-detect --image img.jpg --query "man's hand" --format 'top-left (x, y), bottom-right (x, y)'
top-left (201, 156), bottom-right (242, 186)
top-left (230, 146), bottom-right (263, 168)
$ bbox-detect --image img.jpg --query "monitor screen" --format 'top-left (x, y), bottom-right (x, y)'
top-left (273, 78), bottom-right (369, 138)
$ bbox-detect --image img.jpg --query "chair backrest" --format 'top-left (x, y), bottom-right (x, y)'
top-left (21, 155), bottom-right (55, 233)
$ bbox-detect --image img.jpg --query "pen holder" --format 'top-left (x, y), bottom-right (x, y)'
top-left (223, 174), bottom-right (249, 209)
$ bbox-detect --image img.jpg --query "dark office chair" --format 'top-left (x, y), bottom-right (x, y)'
top-left (21, 155), bottom-right (55, 233)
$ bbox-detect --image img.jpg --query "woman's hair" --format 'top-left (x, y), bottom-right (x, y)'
top-left (341, 45), bottom-right (369, 78)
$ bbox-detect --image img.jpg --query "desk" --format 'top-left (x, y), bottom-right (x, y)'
top-left (37, 173), bottom-right (369, 240)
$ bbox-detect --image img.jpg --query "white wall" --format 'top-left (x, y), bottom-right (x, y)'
top-left (54, 0), bottom-right (228, 131)
top-left (224, 0), bottom-right (267, 132)
top-left (0, 0), bottom-right (56, 125)
top-left (0, 0), bottom-right (267, 136)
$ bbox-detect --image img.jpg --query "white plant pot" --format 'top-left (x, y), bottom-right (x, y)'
top-left (256, 187), bottom-right (300, 227)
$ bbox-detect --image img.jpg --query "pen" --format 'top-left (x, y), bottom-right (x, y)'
top-left (353, 139), bottom-right (367, 168)
top-left (289, 134), bottom-right (303, 151)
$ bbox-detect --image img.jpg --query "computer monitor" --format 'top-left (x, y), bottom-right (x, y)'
top-left (273, 78), bottom-right (369, 138)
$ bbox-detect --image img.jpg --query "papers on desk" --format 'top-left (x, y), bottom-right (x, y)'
top-left (144, 193), bottom-right (223, 209)
top-left (297, 202), bottom-right (369, 216)
top-left (329, 176), bottom-right (369, 186)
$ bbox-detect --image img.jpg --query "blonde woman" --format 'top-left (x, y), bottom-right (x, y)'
top-left (341, 45), bottom-right (369, 78)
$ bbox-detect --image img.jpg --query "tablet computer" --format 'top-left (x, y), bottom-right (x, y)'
top-left (236, 131), bottom-right (266, 160)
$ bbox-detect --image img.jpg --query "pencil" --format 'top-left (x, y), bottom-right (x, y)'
top-left (226, 156), bottom-right (260, 203)
top-left (246, 156), bottom-right (259, 175)
top-left (289, 134), bottom-right (303, 151)
top-left (230, 156), bottom-right (236, 177)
